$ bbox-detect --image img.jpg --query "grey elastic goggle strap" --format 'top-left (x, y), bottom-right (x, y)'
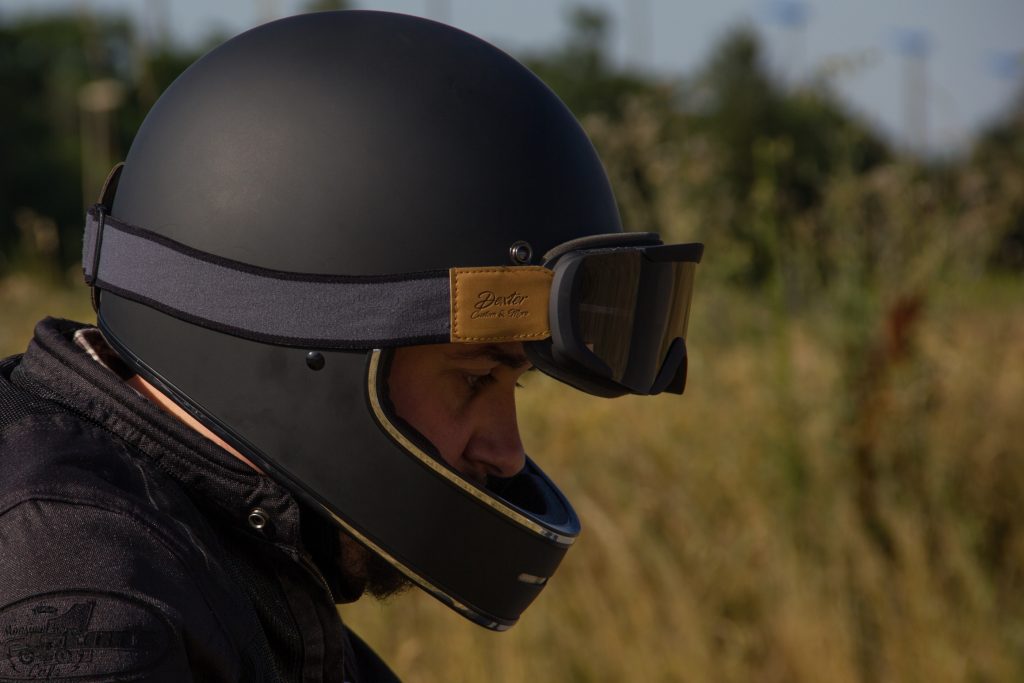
top-left (82, 205), bottom-right (452, 348)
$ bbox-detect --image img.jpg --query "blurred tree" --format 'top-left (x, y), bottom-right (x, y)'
top-left (0, 14), bottom-right (126, 272)
top-left (684, 26), bottom-right (890, 285)
top-left (525, 14), bottom-right (893, 289)
top-left (970, 90), bottom-right (1024, 271)
top-left (522, 7), bottom-right (677, 241)
top-left (0, 12), bottom-right (202, 275)
top-left (522, 7), bottom-right (655, 121)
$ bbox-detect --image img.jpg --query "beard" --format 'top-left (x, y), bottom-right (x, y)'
top-left (299, 503), bottom-right (412, 602)
top-left (337, 532), bottom-right (413, 600)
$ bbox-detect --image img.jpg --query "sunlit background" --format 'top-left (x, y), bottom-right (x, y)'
top-left (1, 1), bottom-right (1022, 681)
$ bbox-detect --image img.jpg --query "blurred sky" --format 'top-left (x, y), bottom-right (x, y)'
top-left (3, 0), bottom-right (1023, 156)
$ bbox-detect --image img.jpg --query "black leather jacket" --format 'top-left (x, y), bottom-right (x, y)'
top-left (0, 318), bottom-right (400, 682)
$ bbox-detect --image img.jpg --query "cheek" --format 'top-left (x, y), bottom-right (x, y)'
top-left (388, 368), bottom-right (471, 466)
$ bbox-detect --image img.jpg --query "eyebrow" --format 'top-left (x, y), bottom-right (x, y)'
top-left (448, 345), bottom-right (531, 370)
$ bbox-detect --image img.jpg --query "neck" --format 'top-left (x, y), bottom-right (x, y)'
top-left (126, 374), bottom-right (264, 473)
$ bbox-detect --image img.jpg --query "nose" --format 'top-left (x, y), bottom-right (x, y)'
top-left (463, 385), bottom-right (526, 480)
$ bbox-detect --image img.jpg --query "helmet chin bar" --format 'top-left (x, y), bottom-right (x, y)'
top-left (99, 295), bottom-right (579, 629)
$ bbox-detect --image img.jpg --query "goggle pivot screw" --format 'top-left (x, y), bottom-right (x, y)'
top-left (509, 241), bottom-right (533, 265)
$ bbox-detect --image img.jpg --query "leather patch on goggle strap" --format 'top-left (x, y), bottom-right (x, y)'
top-left (449, 266), bottom-right (552, 343)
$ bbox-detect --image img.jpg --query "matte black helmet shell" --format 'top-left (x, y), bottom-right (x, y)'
top-left (112, 10), bottom-right (621, 274)
top-left (97, 10), bottom-right (623, 629)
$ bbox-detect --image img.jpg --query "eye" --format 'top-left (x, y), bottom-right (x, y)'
top-left (464, 372), bottom-right (497, 393)
top-left (462, 365), bottom-right (532, 394)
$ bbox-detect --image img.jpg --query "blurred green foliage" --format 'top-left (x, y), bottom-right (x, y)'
top-left (524, 8), bottom-right (1022, 292)
top-left (0, 11), bottom-right (208, 274)
top-left (522, 8), bottom-right (654, 121)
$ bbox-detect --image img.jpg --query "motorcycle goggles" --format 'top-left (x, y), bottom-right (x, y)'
top-left (525, 233), bottom-right (703, 398)
top-left (82, 207), bottom-right (702, 398)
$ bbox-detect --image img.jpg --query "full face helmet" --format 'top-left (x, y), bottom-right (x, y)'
top-left (82, 11), bottom-right (702, 630)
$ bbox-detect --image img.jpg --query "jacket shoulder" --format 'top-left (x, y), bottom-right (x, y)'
top-left (0, 353), bottom-right (179, 515)
top-left (0, 376), bottom-right (158, 519)
top-left (0, 352), bottom-right (200, 597)
top-left (0, 358), bottom-right (248, 681)
top-left (0, 354), bottom-right (63, 432)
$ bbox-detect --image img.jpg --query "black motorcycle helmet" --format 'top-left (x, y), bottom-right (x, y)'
top-left (83, 10), bottom-right (700, 630)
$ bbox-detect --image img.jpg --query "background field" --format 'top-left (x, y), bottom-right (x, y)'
top-left (2, 4), bottom-right (1023, 682)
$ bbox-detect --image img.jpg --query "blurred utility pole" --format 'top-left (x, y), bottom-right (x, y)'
top-left (626, 0), bottom-right (653, 72)
top-left (79, 80), bottom-right (125, 210)
top-left (426, 0), bottom-right (451, 24)
top-left (145, 0), bottom-right (171, 47)
top-left (894, 28), bottom-right (929, 155)
top-left (135, 0), bottom-right (170, 106)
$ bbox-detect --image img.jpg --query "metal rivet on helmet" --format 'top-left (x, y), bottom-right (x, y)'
top-left (306, 351), bottom-right (325, 371)
top-left (509, 241), bottom-right (533, 265)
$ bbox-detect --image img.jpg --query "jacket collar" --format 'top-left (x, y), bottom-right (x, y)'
top-left (17, 317), bottom-right (368, 602)
top-left (14, 317), bottom-right (363, 601)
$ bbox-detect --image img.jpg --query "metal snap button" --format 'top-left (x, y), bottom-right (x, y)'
top-left (509, 241), bottom-right (533, 265)
top-left (248, 508), bottom-right (269, 530)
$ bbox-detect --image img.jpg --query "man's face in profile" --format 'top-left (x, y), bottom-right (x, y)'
top-left (388, 342), bottom-right (531, 485)
top-left (344, 341), bottom-right (532, 598)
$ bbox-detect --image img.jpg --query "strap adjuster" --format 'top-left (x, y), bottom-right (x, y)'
top-left (82, 204), bottom-right (107, 287)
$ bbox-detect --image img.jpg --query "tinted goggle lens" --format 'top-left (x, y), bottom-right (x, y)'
top-left (543, 242), bottom-right (702, 396)
top-left (575, 252), bottom-right (641, 381)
